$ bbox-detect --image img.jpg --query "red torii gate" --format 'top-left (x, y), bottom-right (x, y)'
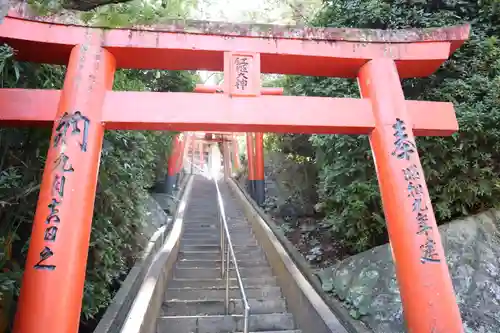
top-left (194, 84), bottom-right (277, 204)
top-left (0, 8), bottom-right (469, 333)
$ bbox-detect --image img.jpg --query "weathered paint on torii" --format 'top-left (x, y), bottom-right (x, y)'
top-left (0, 7), bottom-right (469, 333)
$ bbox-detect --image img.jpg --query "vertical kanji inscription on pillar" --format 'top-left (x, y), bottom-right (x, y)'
top-left (391, 117), bottom-right (441, 264)
top-left (34, 112), bottom-right (90, 271)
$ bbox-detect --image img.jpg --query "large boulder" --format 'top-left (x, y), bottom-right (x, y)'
top-left (317, 209), bottom-right (500, 333)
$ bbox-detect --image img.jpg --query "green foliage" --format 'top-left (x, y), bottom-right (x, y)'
top-left (281, 0), bottom-right (500, 252)
top-left (28, 0), bottom-right (198, 26)
top-left (80, 0), bottom-right (198, 27)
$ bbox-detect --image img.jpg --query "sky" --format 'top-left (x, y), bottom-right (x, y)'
top-left (194, 0), bottom-right (280, 23)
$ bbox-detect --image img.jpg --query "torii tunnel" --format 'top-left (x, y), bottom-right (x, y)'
top-left (0, 7), bottom-right (470, 333)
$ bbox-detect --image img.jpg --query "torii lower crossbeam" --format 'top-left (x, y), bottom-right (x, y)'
top-left (0, 89), bottom-right (457, 135)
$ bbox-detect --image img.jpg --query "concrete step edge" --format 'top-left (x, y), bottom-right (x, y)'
top-left (164, 298), bottom-right (286, 304)
top-left (166, 286), bottom-right (282, 292)
top-left (170, 277), bottom-right (276, 282)
top-left (158, 313), bottom-right (294, 319)
top-left (176, 258), bottom-right (268, 261)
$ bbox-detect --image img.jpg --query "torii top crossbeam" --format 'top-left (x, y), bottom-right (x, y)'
top-left (3, 7), bottom-right (468, 77)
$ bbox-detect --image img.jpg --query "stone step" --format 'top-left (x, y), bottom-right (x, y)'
top-left (168, 276), bottom-right (277, 289)
top-left (182, 229), bottom-right (253, 235)
top-left (184, 219), bottom-right (248, 226)
top-left (157, 313), bottom-right (296, 332)
top-left (181, 233), bottom-right (255, 240)
top-left (182, 230), bottom-right (252, 236)
top-left (183, 225), bottom-right (252, 231)
top-left (186, 218), bottom-right (247, 223)
top-left (177, 259), bottom-right (268, 269)
top-left (178, 251), bottom-right (267, 262)
top-left (174, 267), bottom-right (273, 279)
top-left (166, 286), bottom-right (282, 301)
top-left (181, 232), bottom-right (220, 238)
top-left (181, 234), bottom-right (254, 241)
top-left (235, 331), bottom-right (301, 333)
top-left (180, 238), bottom-right (257, 246)
top-left (162, 298), bottom-right (287, 316)
top-left (180, 244), bottom-right (261, 252)
top-left (184, 220), bottom-right (249, 225)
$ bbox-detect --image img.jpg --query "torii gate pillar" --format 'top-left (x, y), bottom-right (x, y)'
top-left (246, 133), bottom-right (256, 199)
top-left (199, 141), bottom-right (205, 171)
top-left (358, 59), bottom-right (463, 332)
top-left (254, 132), bottom-right (265, 206)
top-left (232, 135), bottom-right (240, 172)
top-left (175, 133), bottom-right (187, 188)
top-left (165, 134), bottom-right (181, 194)
top-left (13, 40), bottom-right (116, 333)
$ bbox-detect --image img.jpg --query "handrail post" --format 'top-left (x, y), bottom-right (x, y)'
top-left (220, 208), bottom-right (225, 278)
top-left (225, 243), bottom-right (230, 314)
top-left (243, 306), bottom-right (250, 333)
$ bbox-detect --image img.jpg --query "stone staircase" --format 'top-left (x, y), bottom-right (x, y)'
top-left (157, 176), bottom-right (301, 333)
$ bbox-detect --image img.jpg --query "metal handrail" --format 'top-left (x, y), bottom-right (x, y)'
top-left (183, 157), bottom-right (250, 331)
top-left (214, 179), bottom-right (250, 333)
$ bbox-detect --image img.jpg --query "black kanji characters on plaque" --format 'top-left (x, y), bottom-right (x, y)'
top-left (234, 57), bottom-right (249, 90)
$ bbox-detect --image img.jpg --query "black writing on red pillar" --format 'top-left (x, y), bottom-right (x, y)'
top-left (52, 152), bottom-right (74, 199)
top-left (44, 226), bottom-right (58, 242)
top-left (420, 238), bottom-right (441, 263)
top-left (45, 198), bottom-right (61, 224)
top-left (53, 111), bottom-right (90, 152)
top-left (403, 164), bottom-right (420, 181)
top-left (392, 118), bottom-right (416, 160)
top-left (234, 57), bottom-right (249, 90)
top-left (34, 111), bottom-right (90, 271)
top-left (34, 246), bottom-right (56, 271)
top-left (395, 119), bottom-right (440, 264)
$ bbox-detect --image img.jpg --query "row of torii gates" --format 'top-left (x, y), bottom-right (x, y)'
top-left (164, 87), bottom-right (277, 205)
top-left (164, 131), bottom-right (264, 192)
top-left (0, 6), bottom-right (470, 333)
